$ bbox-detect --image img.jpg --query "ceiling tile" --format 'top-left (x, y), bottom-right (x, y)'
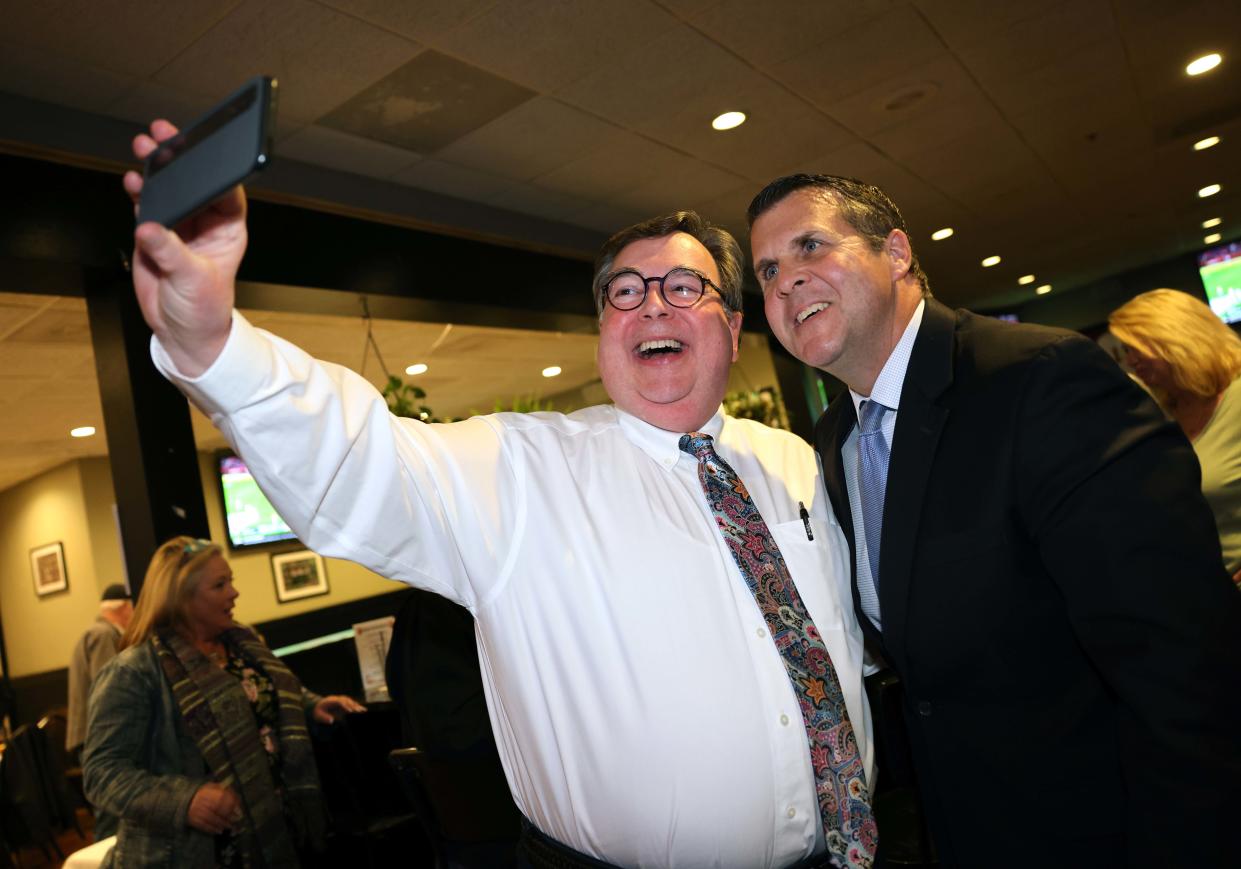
top-left (0, 39), bottom-right (134, 114)
top-left (107, 80), bottom-right (219, 130)
top-left (1, 0), bottom-right (242, 78)
top-left (486, 183), bottom-right (594, 224)
top-left (529, 131), bottom-right (692, 201)
top-left (830, 55), bottom-right (1001, 143)
top-left (433, 97), bottom-right (619, 182)
top-left (277, 125), bottom-right (423, 179)
top-left (645, 78), bottom-right (856, 182)
top-left (389, 158), bottom-right (514, 203)
top-left (768, 4), bottom-right (949, 109)
top-left (609, 158), bottom-right (750, 218)
top-left (434, 0), bottom-right (676, 93)
top-left (914, 0), bottom-right (1082, 51)
top-left (155, 0), bottom-right (422, 124)
top-left (684, 0), bottom-right (897, 70)
top-left (316, 0), bottom-right (497, 44)
top-left (320, 49), bottom-right (536, 152)
top-left (569, 201), bottom-right (658, 235)
top-left (554, 22), bottom-right (750, 129)
top-left (889, 121), bottom-right (1050, 208)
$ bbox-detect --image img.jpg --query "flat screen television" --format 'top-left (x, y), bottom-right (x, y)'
top-left (1198, 240), bottom-right (1241, 325)
top-left (216, 452), bottom-right (297, 549)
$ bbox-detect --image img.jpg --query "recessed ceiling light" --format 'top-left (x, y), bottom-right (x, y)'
top-left (1035, 285), bottom-right (1052, 295)
top-left (1017, 274), bottom-right (1036, 285)
top-left (711, 111), bottom-right (746, 131)
top-left (405, 363), bottom-right (428, 376)
top-left (1205, 233), bottom-right (1223, 244)
top-left (981, 255), bottom-right (1001, 267)
top-left (542, 366), bottom-right (562, 378)
top-left (1186, 53), bottom-right (1222, 76)
top-left (70, 426), bottom-right (96, 438)
top-left (1193, 135), bottom-right (1221, 151)
top-left (930, 227), bottom-right (954, 241)
top-left (1203, 217), bottom-right (1222, 229)
top-left (1199, 183), bottom-right (1222, 198)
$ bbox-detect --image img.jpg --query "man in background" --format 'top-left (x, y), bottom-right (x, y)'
top-left (66, 583), bottom-right (132, 761)
top-left (748, 173), bottom-right (1241, 866)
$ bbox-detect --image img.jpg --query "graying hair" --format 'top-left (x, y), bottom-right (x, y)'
top-left (593, 211), bottom-right (744, 315)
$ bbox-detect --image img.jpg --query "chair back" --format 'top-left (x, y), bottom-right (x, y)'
top-left (389, 746), bottom-right (519, 867)
top-left (0, 723), bottom-right (62, 859)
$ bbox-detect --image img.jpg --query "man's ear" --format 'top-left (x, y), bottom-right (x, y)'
top-left (728, 311), bottom-right (743, 363)
top-left (885, 229), bottom-right (912, 281)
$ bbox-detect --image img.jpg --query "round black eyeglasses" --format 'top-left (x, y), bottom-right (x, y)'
top-left (601, 268), bottom-right (723, 311)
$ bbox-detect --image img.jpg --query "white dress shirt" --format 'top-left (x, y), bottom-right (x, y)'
top-left (153, 312), bottom-right (872, 869)
top-left (842, 300), bottom-right (925, 630)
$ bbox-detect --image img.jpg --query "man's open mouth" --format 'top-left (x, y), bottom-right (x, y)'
top-left (797, 302), bottom-right (829, 324)
top-left (637, 339), bottom-right (684, 359)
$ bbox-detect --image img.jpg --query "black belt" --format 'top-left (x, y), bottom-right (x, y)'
top-left (517, 819), bottom-right (839, 869)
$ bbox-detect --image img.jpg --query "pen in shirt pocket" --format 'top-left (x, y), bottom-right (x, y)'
top-left (798, 501), bottom-right (814, 540)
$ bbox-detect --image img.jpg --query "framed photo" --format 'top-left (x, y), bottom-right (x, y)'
top-left (271, 550), bottom-right (329, 603)
top-left (30, 541), bottom-right (68, 596)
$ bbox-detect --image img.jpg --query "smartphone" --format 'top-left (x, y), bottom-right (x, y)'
top-left (137, 75), bottom-right (278, 228)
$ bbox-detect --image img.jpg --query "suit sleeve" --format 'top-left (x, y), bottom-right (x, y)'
top-left (1015, 335), bottom-right (1241, 865)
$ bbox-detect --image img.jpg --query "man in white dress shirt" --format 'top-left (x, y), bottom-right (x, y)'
top-left (123, 121), bottom-right (871, 869)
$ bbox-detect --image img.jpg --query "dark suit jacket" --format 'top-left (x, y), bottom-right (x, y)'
top-left (817, 299), bottom-right (1241, 867)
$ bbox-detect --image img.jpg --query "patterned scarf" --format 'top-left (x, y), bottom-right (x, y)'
top-left (153, 627), bottom-right (325, 868)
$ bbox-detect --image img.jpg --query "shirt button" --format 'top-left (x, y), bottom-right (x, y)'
top-left (756, 627), bottom-right (767, 638)
top-left (786, 807), bottom-right (797, 819)
top-left (917, 701), bottom-right (933, 717)
top-left (779, 713), bottom-right (790, 726)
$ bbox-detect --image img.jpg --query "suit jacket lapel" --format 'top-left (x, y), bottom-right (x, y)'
top-left (879, 299), bottom-right (955, 656)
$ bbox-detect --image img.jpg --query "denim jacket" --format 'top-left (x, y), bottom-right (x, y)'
top-left (82, 640), bottom-right (321, 868)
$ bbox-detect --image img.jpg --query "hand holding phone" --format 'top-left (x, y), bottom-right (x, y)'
top-left (137, 75), bottom-right (277, 228)
top-left (123, 79), bottom-right (275, 377)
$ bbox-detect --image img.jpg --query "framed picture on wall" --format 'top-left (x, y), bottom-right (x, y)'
top-left (30, 541), bottom-right (68, 596)
top-left (271, 550), bottom-right (329, 603)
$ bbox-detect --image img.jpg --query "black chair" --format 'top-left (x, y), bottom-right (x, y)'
top-left (388, 746), bottom-right (518, 869)
top-left (311, 708), bottom-right (422, 868)
top-left (383, 590), bottom-right (521, 868)
top-left (36, 708), bottom-right (86, 822)
top-left (0, 724), bottom-right (63, 864)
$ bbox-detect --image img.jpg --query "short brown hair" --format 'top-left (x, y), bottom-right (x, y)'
top-left (747, 174), bottom-right (930, 295)
top-left (593, 211), bottom-right (744, 315)
top-left (1109, 288), bottom-right (1241, 399)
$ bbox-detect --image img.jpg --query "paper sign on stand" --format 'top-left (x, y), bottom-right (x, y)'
top-left (353, 616), bottom-right (394, 703)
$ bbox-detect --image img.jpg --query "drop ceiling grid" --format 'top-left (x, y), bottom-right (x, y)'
top-left (153, 0), bottom-right (425, 126)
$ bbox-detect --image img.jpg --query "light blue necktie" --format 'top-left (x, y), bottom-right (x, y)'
top-left (857, 400), bottom-right (890, 607)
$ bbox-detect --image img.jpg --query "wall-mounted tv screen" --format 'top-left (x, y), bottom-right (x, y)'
top-left (1198, 240), bottom-right (1241, 325)
top-left (216, 452), bottom-right (297, 549)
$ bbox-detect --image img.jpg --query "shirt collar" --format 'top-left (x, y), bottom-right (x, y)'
top-left (850, 298), bottom-right (925, 419)
top-left (616, 405), bottom-right (725, 468)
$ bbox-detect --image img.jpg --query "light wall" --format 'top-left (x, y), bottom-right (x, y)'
top-left (0, 454), bottom-right (401, 678)
top-left (0, 460), bottom-right (107, 677)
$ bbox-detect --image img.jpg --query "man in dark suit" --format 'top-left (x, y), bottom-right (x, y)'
top-left (747, 174), bottom-right (1241, 867)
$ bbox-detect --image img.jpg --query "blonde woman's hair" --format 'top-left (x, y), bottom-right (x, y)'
top-left (120, 536), bottom-right (223, 650)
top-left (1109, 288), bottom-right (1241, 399)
